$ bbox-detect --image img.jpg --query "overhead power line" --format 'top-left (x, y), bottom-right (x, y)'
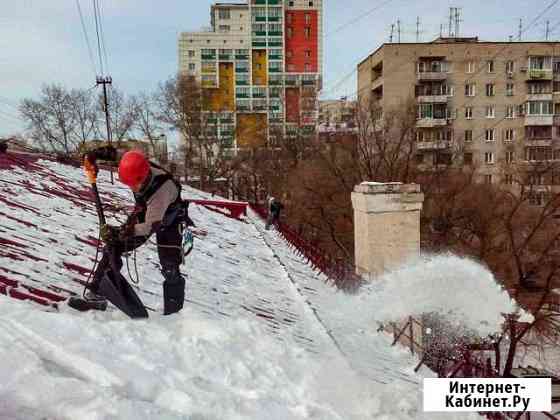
top-left (95, 0), bottom-right (110, 75)
top-left (325, 0), bottom-right (397, 38)
top-left (93, 0), bottom-right (105, 75)
top-left (75, 0), bottom-right (97, 77)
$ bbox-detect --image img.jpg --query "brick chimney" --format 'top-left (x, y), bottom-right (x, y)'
top-left (351, 182), bottom-right (424, 277)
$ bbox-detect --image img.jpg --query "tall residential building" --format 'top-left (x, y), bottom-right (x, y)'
top-left (357, 37), bottom-right (560, 190)
top-left (179, 0), bottom-right (323, 150)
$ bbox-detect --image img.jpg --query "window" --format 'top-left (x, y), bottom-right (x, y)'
top-left (288, 64), bottom-right (295, 72)
top-left (465, 129), bottom-right (473, 142)
top-left (188, 50), bottom-right (195, 57)
top-left (485, 129), bottom-right (495, 142)
top-left (529, 56), bottom-right (552, 70)
top-left (309, 1), bottom-right (314, 5)
top-left (304, 63), bottom-right (312, 72)
top-left (487, 60), bottom-right (495, 73)
top-left (188, 63), bottom-right (195, 71)
top-left (286, 50), bottom-right (293, 58)
top-left (484, 174), bottom-right (493, 184)
top-left (305, 49), bottom-right (312, 58)
top-left (504, 174), bottom-right (514, 185)
top-left (219, 25), bottom-right (230, 33)
top-left (504, 129), bottom-right (515, 142)
top-left (465, 107), bottom-right (473, 119)
top-left (465, 83), bottom-right (476, 97)
top-left (416, 154), bottom-right (424, 164)
top-left (305, 13), bottom-right (311, 24)
top-left (506, 60), bottom-right (515, 74)
top-left (486, 106), bottom-right (495, 118)
top-left (506, 83), bottom-right (514, 96)
top-left (304, 27), bottom-right (311, 39)
top-left (464, 152), bottom-right (473, 165)
top-left (484, 152), bottom-right (495, 164)
top-left (218, 9), bottom-right (231, 19)
top-left (506, 105), bottom-right (515, 119)
top-left (505, 150), bottom-right (514, 163)
top-left (289, 1), bottom-right (294, 6)
top-left (466, 60), bottom-right (475, 73)
top-left (528, 82), bottom-right (551, 94)
top-left (486, 83), bottom-right (495, 96)
top-left (527, 101), bottom-right (553, 115)
top-left (287, 27), bottom-right (293, 38)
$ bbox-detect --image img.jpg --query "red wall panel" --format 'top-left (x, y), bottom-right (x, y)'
top-left (285, 10), bottom-right (318, 73)
top-left (285, 88), bottom-right (300, 123)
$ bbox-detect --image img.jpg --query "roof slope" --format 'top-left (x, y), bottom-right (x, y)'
top-left (0, 152), bottom-right (479, 419)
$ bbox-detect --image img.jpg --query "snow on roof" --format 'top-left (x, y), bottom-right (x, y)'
top-left (0, 152), bottom-right (481, 419)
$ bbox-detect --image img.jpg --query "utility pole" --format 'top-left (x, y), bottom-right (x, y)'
top-left (397, 19), bottom-right (401, 43)
top-left (440, 23), bottom-right (443, 38)
top-left (449, 7), bottom-right (453, 37)
top-left (390, 23), bottom-right (395, 42)
top-left (518, 18), bottom-right (523, 41)
top-left (96, 75), bottom-right (114, 183)
top-left (454, 8), bottom-right (461, 37)
top-left (416, 16), bottom-right (421, 42)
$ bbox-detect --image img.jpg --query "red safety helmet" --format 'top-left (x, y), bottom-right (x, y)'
top-left (118, 150), bottom-right (150, 189)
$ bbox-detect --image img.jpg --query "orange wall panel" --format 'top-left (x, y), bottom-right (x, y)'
top-left (208, 63), bottom-right (234, 112)
top-left (285, 10), bottom-right (318, 73)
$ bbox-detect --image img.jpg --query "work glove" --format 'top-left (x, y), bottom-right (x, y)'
top-left (100, 224), bottom-right (120, 244)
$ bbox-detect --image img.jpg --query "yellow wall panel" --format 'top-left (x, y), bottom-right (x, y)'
top-left (236, 113), bottom-right (267, 148)
top-left (252, 50), bottom-right (267, 86)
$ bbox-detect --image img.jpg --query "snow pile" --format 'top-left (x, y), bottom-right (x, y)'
top-left (357, 254), bottom-right (531, 336)
top-left (0, 296), bottom-right (480, 420)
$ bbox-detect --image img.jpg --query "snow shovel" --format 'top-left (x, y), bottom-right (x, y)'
top-left (83, 153), bottom-right (148, 319)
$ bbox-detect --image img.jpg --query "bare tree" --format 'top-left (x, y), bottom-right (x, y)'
top-left (102, 88), bottom-right (136, 144)
top-left (19, 84), bottom-right (79, 154)
top-left (70, 88), bottom-right (99, 149)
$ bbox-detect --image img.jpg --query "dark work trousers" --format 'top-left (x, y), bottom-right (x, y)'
top-left (89, 222), bottom-right (185, 315)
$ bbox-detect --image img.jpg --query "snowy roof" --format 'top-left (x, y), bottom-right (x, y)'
top-left (0, 152), bottom-right (480, 419)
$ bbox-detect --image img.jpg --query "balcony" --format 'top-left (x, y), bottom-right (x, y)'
top-left (253, 31), bottom-right (267, 37)
top-left (268, 78), bottom-right (283, 86)
top-left (268, 31), bottom-right (283, 37)
top-left (253, 16), bottom-right (267, 22)
top-left (417, 72), bottom-right (447, 81)
top-left (267, 16), bottom-right (281, 22)
top-left (219, 54), bottom-right (233, 61)
top-left (416, 118), bottom-right (448, 128)
top-left (526, 93), bottom-right (553, 101)
top-left (525, 138), bottom-right (552, 147)
top-left (416, 141), bottom-right (451, 150)
top-left (235, 54), bottom-right (249, 60)
top-left (201, 54), bottom-right (216, 60)
top-left (269, 54), bottom-right (282, 60)
top-left (268, 67), bottom-right (282, 73)
top-left (528, 69), bottom-right (553, 80)
top-left (524, 115), bottom-right (553, 126)
top-left (235, 67), bottom-right (249, 73)
top-left (417, 95), bottom-right (448, 104)
top-left (252, 41), bottom-right (266, 47)
top-left (371, 76), bottom-right (383, 92)
top-left (268, 40), bottom-right (283, 47)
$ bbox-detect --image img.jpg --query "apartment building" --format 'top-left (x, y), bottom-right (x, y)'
top-left (319, 98), bottom-right (357, 130)
top-left (357, 37), bottom-right (560, 190)
top-left (178, 0), bottom-right (323, 150)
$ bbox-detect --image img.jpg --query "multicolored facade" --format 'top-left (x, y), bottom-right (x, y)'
top-left (179, 0), bottom-right (322, 149)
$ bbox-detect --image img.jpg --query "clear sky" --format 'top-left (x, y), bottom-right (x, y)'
top-left (0, 0), bottom-right (555, 137)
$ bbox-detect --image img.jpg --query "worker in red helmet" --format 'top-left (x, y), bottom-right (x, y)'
top-left (85, 148), bottom-right (189, 315)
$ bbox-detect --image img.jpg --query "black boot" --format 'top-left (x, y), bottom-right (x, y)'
top-left (162, 268), bottom-right (185, 315)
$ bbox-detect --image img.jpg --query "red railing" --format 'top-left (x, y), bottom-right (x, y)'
top-left (249, 204), bottom-right (363, 291)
